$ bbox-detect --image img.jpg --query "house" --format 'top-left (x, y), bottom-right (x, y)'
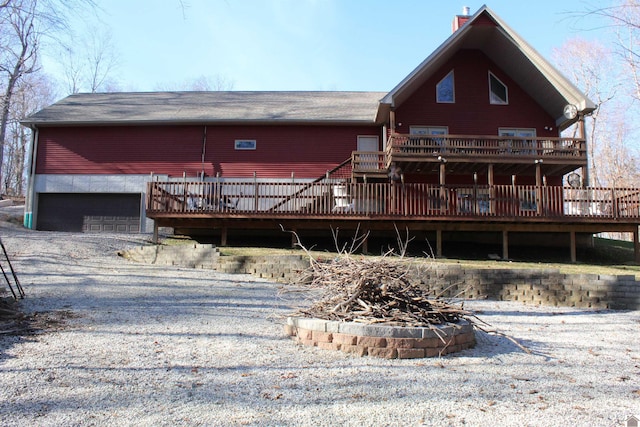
top-left (21, 6), bottom-right (640, 261)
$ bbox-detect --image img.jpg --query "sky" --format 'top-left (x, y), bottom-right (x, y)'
top-left (46, 0), bottom-right (609, 94)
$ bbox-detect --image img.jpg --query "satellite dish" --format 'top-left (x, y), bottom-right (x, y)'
top-left (567, 172), bottom-right (581, 188)
top-left (563, 104), bottom-right (578, 120)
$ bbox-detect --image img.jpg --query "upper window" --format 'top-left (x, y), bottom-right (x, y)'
top-left (410, 126), bottom-right (448, 135)
top-left (489, 72), bottom-right (508, 105)
top-left (498, 128), bottom-right (535, 137)
top-left (436, 71), bottom-right (455, 103)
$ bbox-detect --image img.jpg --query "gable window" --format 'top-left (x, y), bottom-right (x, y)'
top-left (436, 71), bottom-right (455, 103)
top-left (489, 72), bottom-right (508, 104)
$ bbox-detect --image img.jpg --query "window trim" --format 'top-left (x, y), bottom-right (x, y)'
top-left (234, 139), bottom-right (257, 150)
top-left (436, 70), bottom-right (455, 103)
top-left (498, 128), bottom-right (536, 137)
top-left (409, 126), bottom-right (449, 135)
top-left (488, 71), bottom-right (508, 105)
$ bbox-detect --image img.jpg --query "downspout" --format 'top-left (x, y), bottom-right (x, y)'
top-left (24, 125), bottom-right (38, 229)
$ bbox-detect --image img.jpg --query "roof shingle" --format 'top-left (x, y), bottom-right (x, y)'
top-left (23, 91), bottom-right (386, 126)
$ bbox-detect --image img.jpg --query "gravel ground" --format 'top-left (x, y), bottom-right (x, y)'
top-left (0, 216), bottom-right (639, 426)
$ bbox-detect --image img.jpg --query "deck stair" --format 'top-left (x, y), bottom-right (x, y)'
top-left (268, 158), bottom-right (353, 212)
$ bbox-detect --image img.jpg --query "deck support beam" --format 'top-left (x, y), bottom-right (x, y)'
top-left (221, 227), bottom-right (228, 246)
top-left (570, 230), bottom-right (577, 263)
top-left (502, 230), bottom-right (509, 260)
top-left (488, 164), bottom-right (495, 215)
top-left (436, 229), bottom-right (443, 258)
top-left (153, 221), bottom-right (159, 244)
top-left (439, 162), bottom-right (447, 214)
top-left (635, 227), bottom-right (640, 264)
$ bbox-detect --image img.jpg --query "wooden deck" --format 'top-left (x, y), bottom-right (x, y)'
top-left (146, 180), bottom-right (640, 262)
top-left (352, 134), bottom-right (587, 177)
top-left (146, 181), bottom-right (637, 220)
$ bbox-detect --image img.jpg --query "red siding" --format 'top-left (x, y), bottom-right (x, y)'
top-left (37, 126), bottom-right (204, 176)
top-left (36, 124), bottom-right (381, 179)
top-left (395, 49), bottom-right (557, 138)
top-left (205, 125), bottom-right (379, 178)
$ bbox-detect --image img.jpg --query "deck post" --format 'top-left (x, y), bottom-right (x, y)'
top-left (153, 221), bottom-right (158, 244)
top-left (436, 229), bottom-right (442, 258)
top-left (535, 160), bottom-right (543, 215)
top-left (254, 172), bottom-right (258, 212)
top-left (635, 227), bottom-right (639, 264)
top-left (439, 161), bottom-right (447, 214)
top-left (570, 230), bottom-right (577, 263)
top-left (502, 230), bottom-right (509, 260)
top-left (221, 227), bottom-right (228, 246)
top-left (488, 164), bottom-right (495, 214)
top-left (290, 229), bottom-right (297, 248)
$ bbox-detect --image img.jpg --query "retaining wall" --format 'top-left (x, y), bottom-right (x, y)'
top-left (408, 265), bottom-right (640, 310)
top-left (122, 245), bottom-right (640, 310)
top-left (122, 245), bottom-right (308, 283)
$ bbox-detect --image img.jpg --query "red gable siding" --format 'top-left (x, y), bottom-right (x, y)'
top-left (36, 124), bottom-right (380, 179)
top-left (394, 49), bottom-right (557, 138)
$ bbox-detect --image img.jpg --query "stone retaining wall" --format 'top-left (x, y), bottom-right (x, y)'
top-left (285, 317), bottom-right (476, 359)
top-left (121, 245), bottom-right (308, 283)
top-left (407, 265), bottom-right (640, 310)
top-left (122, 245), bottom-right (640, 310)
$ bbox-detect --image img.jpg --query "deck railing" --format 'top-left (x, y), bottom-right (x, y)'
top-left (352, 151), bottom-right (387, 173)
top-left (387, 134), bottom-right (586, 160)
top-left (146, 181), bottom-right (640, 220)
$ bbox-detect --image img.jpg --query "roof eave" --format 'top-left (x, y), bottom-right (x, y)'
top-left (20, 118), bottom-right (382, 127)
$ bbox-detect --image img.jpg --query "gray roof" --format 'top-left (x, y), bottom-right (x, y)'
top-left (22, 91), bottom-right (387, 126)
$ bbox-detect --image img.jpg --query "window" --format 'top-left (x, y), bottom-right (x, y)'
top-left (489, 72), bottom-right (508, 104)
top-left (409, 126), bottom-right (448, 136)
top-left (436, 70), bottom-right (455, 103)
top-left (234, 139), bottom-right (256, 150)
top-left (499, 128), bottom-right (536, 155)
top-left (498, 128), bottom-right (536, 138)
top-left (409, 127), bottom-right (448, 153)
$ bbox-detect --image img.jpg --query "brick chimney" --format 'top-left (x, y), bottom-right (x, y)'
top-left (452, 6), bottom-right (471, 32)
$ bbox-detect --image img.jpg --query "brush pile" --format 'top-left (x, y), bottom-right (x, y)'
top-left (296, 255), bottom-right (472, 327)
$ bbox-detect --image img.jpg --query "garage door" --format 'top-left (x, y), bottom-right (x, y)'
top-left (37, 193), bottom-right (141, 233)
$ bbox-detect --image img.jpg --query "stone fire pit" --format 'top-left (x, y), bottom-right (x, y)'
top-left (285, 317), bottom-right (475, 359)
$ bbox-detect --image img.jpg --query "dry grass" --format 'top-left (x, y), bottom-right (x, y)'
top-left (160, 236), bottom-right (640, 279)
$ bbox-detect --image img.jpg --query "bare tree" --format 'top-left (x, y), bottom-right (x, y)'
top-left (0, 0), bottom-right (39, 193)
top-left (3, 72), bottom-right (53, 195)
top-left (0, 0), bottom-right (101, 195)
top-left (596, 108), bottom-right (640, 187)
top-left (59, 23), bottom-right (119, 94)
top-left (154, 74), bottom-right (235, 92)
top-left (552, 37), bottom-right (620, 187)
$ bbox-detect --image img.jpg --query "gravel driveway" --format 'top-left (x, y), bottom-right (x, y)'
top-left (0, 220), bottom-right (639, 426)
